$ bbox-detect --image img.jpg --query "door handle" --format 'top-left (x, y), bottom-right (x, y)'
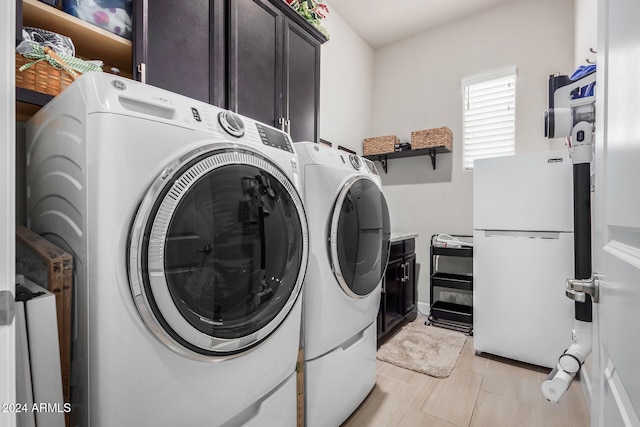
top-left (0, 290), bottom-right (15, 327)
top-left (566, 273), bottom-right (600, 303)
top-left (137, 62), bottom-right (146, 83)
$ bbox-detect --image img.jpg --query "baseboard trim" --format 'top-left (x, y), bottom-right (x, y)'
top-left (417, 302), bottom-right (430, 316)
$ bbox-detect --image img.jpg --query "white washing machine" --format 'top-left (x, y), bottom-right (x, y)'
top-left (295, 142), bottom-right (390, 427)
top-left (25, 73), bottom-right (309, 427)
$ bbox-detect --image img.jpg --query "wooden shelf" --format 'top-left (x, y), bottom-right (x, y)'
top-left (15, 87), bottom-right (53, 120)
top-left (363, 145), bottom-right (451, 173)
top-left (16, 0), bottom-right (134, 119)
top-left (17, 100), bottom-right (44, 122)
top-left (22, 0), bottom-right (132, 73)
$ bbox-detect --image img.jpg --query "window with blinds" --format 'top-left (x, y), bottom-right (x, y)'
top-left (462, 68), bottom-right (516, 170)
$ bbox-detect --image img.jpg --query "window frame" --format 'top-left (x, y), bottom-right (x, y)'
top-left (462, 67), bottom-right (517, 171)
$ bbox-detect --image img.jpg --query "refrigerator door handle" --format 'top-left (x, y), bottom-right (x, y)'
top-left (482, 230), bottom-right (562, 239)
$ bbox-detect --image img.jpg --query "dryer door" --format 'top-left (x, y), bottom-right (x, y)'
top-left (128, 146), bottom-right (308, 359)
top-left (329, 176), bottom-right (391, 298)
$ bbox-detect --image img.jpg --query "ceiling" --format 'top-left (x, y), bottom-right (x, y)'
top-left (328, 0), bottom-right (516, 49)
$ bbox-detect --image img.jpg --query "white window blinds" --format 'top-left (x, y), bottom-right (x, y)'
top-left (462, 68), bottom-right (516, 170)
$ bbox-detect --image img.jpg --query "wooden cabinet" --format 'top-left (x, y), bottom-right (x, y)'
top-left (17, 0), bottom-right (325, 131)
top-left (427, 235), bottom-right (474, 334)
top-left (133, 0), bottom-right (225, 106)
top-left (229, 0), bottom-right (323, 142)
top-left (283, 17), bottom-right (321, 142)
top-left (377, 238), bottom-right (417, 343)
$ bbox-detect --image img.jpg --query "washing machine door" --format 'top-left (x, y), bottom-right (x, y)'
top-left (329, 175), bottom-right (391, 298)
top-left (128, 146), bottom-right (308, 359)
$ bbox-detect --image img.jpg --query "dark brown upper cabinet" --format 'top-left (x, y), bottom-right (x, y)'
top-left (134, 0), bottom-right (328, 141)
top-left (228, 0), bottom-right (326, 143)
top-left (133, 0), bottom-right (226, 106)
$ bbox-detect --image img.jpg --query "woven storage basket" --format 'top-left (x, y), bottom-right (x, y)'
top-left (363, 135), bottom-right (400, 156)
top-left (411, 127), bottom-right (453, 151)
top-left (15, 52), bottom-right (75, 96)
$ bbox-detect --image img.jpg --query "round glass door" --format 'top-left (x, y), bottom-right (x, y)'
top-left (329, 176), bottom-right (391, 298)
top-left (128, 146), bottom-right (308, 359)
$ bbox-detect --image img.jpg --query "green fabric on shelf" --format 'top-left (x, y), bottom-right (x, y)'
top-left (18, 45), bottom-right (103, 77)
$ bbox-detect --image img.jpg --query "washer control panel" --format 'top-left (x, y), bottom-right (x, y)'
top-left (255, 123), bottom-right (294, 153)
top-left (348, 154), bottom-right (361, 170)
top-left (217, 111), bottom-right (245, 137)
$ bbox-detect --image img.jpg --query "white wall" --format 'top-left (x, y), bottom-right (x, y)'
top-left (319, 2), bottom-right (374, 152)
top-left (575, 0), bottom-right (598, 67)
top-left (371, 0), bottom-right (575, 306)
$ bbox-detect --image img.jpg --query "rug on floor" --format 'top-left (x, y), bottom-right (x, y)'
top-left (376, 322), bottom-right (467, 378)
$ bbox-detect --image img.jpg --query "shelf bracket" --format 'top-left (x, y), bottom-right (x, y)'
top-left (376, 155), bottom-right (388, 173)
top-left (428, 148), bottom-right (437, 169)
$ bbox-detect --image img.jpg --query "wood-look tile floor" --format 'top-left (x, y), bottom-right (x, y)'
top-left (342, 319), bottom-right (590, 427)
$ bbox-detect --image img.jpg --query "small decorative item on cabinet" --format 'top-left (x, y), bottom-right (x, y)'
top-left (427, 234), bottom-right (474, 335)
top-left (283, 0), bottom-right (330, 38)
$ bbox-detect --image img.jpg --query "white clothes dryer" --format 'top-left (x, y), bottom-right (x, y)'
top-left (26, 73), bottom-right (308, 427)
top-left (296, 142), bottom-right (390, 427)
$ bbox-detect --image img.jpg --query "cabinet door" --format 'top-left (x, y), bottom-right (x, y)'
top-left (134, 0), bottom-right (225, 105)
top-left (403, 254), bottom-right (416, 315)
top-left (382, 258), bottom-right (404, 332)
top-left (229, 0), bottom-right (283, 128)
top-left (284, 18), bottom-right (320, 143)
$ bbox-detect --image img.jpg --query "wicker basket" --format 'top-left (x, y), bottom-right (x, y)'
top-left (363, 135), bottom-right (400, 156)
top-left (15, 52), bottom-right (75, 96)
top-left (411, 127), bottom-right (453, 151)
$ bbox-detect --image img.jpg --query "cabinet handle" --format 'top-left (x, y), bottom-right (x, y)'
top-left (400, 263), bottom-right (406, 283)
top-left (277, 119), bottom-right (292, 135)
top-left (137, 63), bottom-right (146, 84)
top-left (405, 262), bottom-right (410, 282)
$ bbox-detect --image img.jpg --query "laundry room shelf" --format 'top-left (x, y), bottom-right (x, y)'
top-left (431, 245), bottom-right (473, 258)
top-left (16, 88), bottom-right (53, 121)
top-left (16, 0), bottom-right (133, 119)
top-left (429, 301), bottom-right (473, 324)
top-left (21, 0), bottom-right (132, 72)
top-left (363, 145), bottom-right (451, 173)
top-left (427, 235), bottom-right (473, 335)
top-left (431, 272), bottom-right (473, 292)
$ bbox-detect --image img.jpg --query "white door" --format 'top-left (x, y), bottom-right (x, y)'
top-left (591, 0), bottom-right (640, 424)
top-left (1, 0), bottom-right (16, 426)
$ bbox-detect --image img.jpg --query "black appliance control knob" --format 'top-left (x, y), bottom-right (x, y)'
top-left (218, 111), bottom-right (245, 137)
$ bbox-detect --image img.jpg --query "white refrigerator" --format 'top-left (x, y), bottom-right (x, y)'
top-left (473, 150), bottom-right (575, 368)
